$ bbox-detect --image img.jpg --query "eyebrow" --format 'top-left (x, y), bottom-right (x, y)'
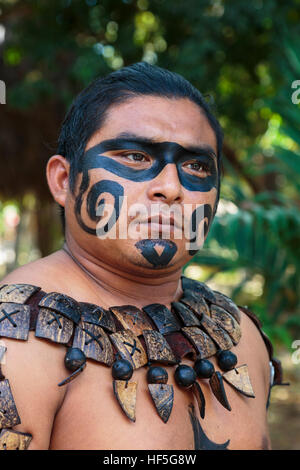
top-left (101, 132), bottom-right (218, 160)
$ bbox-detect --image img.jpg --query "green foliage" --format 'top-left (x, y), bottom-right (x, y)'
top-left (188, 33), bottom-right (300, 348)
top-left (192, 200), bottom-right (300, 346)
top-left (1, 0), bottom-right (299, 131)
top-left (1, 0), bottom-right (300, 346)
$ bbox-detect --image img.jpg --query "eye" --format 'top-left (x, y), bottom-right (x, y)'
top-left (117, 151), bottom-right (152, 167)
top-left (184, 161), bottom-right (211, 176)
top-left (124, 152), bottom-right (148, 162)
top-left (105, 149), bottom-right (152, 167)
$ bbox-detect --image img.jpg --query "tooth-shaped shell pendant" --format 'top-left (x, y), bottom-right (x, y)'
top-left (148, 383), bottom-right (174, 423)
top-left (113, 380), bottom-right (137, 422)
top-left (209, 371), bottom-right (231, 411)
top-left (223, 364), bottom-right (255, 398)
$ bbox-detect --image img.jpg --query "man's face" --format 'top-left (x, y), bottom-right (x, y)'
top-left (65, 96), bottom-right (219, 274)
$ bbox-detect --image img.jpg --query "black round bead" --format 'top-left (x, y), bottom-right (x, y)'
top-left (217, 350), bottom-right (238, 371)
top-left (147, 366), bottom-right (168, 384)
top-left (112, 359), bottom-right (133, 381)
top-left (64, 347), bottom-right (86, 372)
top-left (194, 358), bottom-right (215, 379)
top-left (174, 364), bottom-right (196, 388)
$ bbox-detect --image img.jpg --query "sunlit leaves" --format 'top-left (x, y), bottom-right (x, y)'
top-left (3, 46), bottom-right (22, 65)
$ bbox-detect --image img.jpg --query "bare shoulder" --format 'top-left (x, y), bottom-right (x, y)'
top-left (1, 333), bottom-right (67, 449)
top-left (0, 252), bottom-right (74, 449)
top-left (235, 308), bottom-right (272, 402)
top-left (0, 250), bottom-right (73, 293)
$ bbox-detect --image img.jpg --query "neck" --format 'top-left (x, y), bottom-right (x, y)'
top-left (62, 234), bottom-right (183, 310)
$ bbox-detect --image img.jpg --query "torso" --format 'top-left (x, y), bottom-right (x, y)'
top-left (49, 354), bottom-right (270, 450)
top-left (0, 250), bottom-right (272, 450)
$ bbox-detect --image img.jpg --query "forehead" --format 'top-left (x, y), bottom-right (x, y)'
top-left (86, 96), bottom-right (217, 152)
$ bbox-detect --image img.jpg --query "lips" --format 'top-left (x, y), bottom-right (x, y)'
top-left (129, 207), bottom-right (184, 233)
top-left (145, 214), bottom-right (183, 230)
top-left (148, 214), bottom-right (173, 225)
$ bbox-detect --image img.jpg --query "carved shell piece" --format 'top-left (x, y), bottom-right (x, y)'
top-left (39, 292), bottom-right (81, 324)
top-left (72, 323), bottom-right (114, 366)
top-left (182, 326), bottom-right (217, 359)
top-left (171, 301), bottom-right (201, 327)
top-left (211, 291), bottom-right (241, 324)
top-left (181, 277), bottom-right (216, 303)
top-left (200, 314), bottom-right (233, 350)
top-left (148, 383), bottom-right (174, 423)
top-left (110, 305), bottom-right (153, 336)
top-left (35, 308), bottom-right (73, 344)
top-left (110, 330), bottom-right (147, 369)
top-left (0, 379), bottom-right (21, 428)
top-left (143, 330), bottom-right (177, 365)
top-left (0, 429), bottom-right (32, 450)
top-left (223, 364), bottom-right (255, 398)
top-left (80, 303), bottom-right (116, 333)
top-left (210, 305), bottom-right (241, 345)
top-left (180, 290), bottom-right (210, 318)
top-left (142, 304), bottom-right (181, 334)
top-left (0, 303), bottom-right (31, 341)
top-left (0, 284), bottom-right (40, 304)
top-left (113, 380), bottom-right (137, 422)
top-left (209, 371), bottom-right (231, 411)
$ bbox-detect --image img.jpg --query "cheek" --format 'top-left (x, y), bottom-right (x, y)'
top-left (88, 171), bottom-right (145, 204)
top-left (187, 187), bottom-right (218, 206)
top-left (183, 188), bottom-right (218, 256)
top-left (73, 168), bottom-right (150, 240)
top-left (73, 170), bottom-right (126, 236)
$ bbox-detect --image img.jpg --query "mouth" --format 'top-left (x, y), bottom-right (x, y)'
top-left (136, 215), bottom-right (183, 239)
top-left (148, 214), bottom-right (173, 226)
top-left (145, 214), bottom-right (183, 230)
top-left (128, 210), bottom-right (184, 239)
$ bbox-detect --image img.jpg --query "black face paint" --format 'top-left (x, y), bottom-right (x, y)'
top-left (188, 404), bottom-right (230, 450)
top-left (75, 179), bottom-right (124, 236)
top-left (188, 204), bottom-right (213, 256)
top-left (79, 136), bottom-right (218, 192)
top-left (135, 240), bottom-right (177, 268)
top-left (74, 135), bottom-right (218, 244)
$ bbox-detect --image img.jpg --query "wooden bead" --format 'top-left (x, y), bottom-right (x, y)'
top-left (112, 359), bottom-right (133, 381)
top-left (64, 347), bottom-right (86, 372)
top-left (147, 366), bottom-right (168, 384)
top-left (217, 350), bottom-right (237, 371)
top-left (194, 358), bottom-right (215, 379)
top-left (174, 364), bottom-right (196, 388)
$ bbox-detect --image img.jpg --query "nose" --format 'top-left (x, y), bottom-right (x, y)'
top-left (146, 163), bottom-right (183, 204)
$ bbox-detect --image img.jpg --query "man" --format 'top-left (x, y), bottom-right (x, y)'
top-left (0, 63), bottom-right (281, 450)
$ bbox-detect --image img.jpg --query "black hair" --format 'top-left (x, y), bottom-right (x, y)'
top-left (56, 61), bottom-right (223, 231)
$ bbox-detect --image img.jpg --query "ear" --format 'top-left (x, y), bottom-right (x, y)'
top-left (46, 155), bottom-right (70, 207)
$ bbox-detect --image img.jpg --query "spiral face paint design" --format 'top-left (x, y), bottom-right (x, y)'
top-left (135, 240), bottom-right (178, 268)
top-left (75, 178), bottom-right (124, 236)
top-left (188, 204), bottom-right (213, 256)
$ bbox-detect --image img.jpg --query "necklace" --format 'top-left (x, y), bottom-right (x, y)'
top-left (0, 274), bottom-right (256, 440)
top-left (61, 244), bottom-right (254, 419)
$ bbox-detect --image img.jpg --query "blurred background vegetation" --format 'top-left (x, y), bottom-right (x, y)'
top-left (0, 0), bottom-right (299, 449)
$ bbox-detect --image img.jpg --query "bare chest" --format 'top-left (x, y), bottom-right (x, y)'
top-left (49, 361), bottom-right (269, 450)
